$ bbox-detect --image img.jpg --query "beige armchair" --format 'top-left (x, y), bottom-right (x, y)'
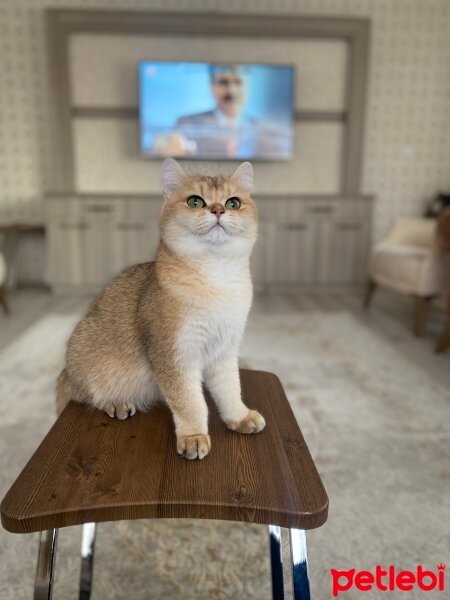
top-left (364, 217), bottom-right (446, 335)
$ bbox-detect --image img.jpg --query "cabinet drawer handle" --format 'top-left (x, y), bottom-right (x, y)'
top-left (116, 223), bottom-right (148, 231)
top-left (337, 223), bottom-right (361, 231)
top-left (59, 222), bottom-right (88, 230)
top-left (85, 205), bottom-right (113, 213)
top-left (281, 223), bottom-right (308, 231)
top-left (308, 206), bottom-right (334, 214)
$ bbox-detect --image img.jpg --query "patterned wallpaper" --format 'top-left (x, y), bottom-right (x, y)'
top-left (1, 0), bottom-right (450, 246)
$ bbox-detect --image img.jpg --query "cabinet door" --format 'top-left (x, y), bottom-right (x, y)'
top-left (82, 212), bottom-right (115, 286)
top-left (317, 221), bottom-right (366, 284)
top-left (266, 221), bottom-right (316, 285)
top-left (126, 222), bottom-right (159, 264)
top-left (47, 221), bottom-right (85, 286)
top-left (111, 221), bottom-right (159, 274)
top-left (250, 222), bottom-right (267, 290)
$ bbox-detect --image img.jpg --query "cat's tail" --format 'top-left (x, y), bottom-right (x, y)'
top-left (55, 368), bottom-right (72, 415)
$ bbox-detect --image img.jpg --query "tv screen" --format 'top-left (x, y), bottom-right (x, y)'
top-left (139, 61), bottom-right (295, 161)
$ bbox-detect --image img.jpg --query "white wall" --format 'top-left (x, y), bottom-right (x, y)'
top-left (1, 0), bottom-right (450, 247)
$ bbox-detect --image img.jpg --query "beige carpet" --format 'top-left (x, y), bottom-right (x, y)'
top-left (0, 309), bottom-right (449, 599)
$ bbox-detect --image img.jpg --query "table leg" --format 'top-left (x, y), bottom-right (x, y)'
top-left (268, 525), bottom-right (285, 600)
top-left (289, 529), bottom-right (310, 600)
top-left (0, 285), bottom-right (9, 314)
top-left (79, 522), bottom-right (96, 600)
top-left (435, 322), bottom-right (450, 353)
top-left (3, 230), bottom-right (18, 290)
top-left (34, 529), bottom-right (58, 600)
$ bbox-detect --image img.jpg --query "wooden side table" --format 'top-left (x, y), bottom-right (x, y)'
top-left (0, 223), bottom-right (45, 290)
top-left (1, 370), bottom-right (328, 599)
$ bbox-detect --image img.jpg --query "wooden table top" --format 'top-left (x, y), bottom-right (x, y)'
top-left (1, 370), bottom-right (328, 534)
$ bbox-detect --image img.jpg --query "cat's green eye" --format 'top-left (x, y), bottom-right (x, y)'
top-left (225, 197), bottom-right (241, 210)
top-left (186, 195), bottom-right (206, 209)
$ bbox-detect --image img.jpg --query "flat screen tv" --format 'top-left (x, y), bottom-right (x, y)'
top-left (139, 61), bottom-right (295, 161)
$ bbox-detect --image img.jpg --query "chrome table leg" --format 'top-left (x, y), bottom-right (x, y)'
top-left (268, 525), bottom-right (285, 600)
top-left (79, 522), bottom-right (97, 600)
top-left (34, 529), bottom-right (58, 600)
top-left (289, 529), bottom-right (310, 600)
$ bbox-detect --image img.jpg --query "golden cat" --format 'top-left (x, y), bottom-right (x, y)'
top-left (56, 158), bottom-right (265, 459)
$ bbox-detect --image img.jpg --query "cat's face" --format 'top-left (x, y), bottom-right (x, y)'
top-left (160, 159), bottom-right (258, 258)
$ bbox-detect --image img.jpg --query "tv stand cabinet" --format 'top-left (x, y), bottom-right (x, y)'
top-left (44, 11), bottom-right (372, 294)
top-left (45, 194), bottom-right (372, 294)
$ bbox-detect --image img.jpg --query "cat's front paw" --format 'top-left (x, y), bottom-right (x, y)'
top-left (227, 409), bottom-right (266, 434)
top-left (104, 401), bottom-right (136, 420)
top-left (177, 434), bottom-right (211, 460)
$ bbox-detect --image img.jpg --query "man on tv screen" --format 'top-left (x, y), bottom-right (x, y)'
top-left (153, 65), bottom-right (289, 159)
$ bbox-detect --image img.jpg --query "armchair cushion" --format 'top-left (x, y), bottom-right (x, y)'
top-left (370, 218), bottom-right (444, 296)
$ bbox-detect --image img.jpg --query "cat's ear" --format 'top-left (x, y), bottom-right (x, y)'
top-left (231, 162), bottom-right (253, 193)
top-left (161, 158), bottom-right (187, 199)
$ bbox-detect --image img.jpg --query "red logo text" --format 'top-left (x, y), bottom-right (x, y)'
top-left (331, 564), bottom-right (446, 597)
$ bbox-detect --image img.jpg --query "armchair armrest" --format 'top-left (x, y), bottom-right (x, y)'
top-left (382, 218), bottom-right (437, 248)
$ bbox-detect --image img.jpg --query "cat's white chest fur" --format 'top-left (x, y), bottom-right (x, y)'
top-left (175, 259), bottom-right (252, 372)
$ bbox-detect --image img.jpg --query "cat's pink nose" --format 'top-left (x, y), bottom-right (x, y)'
top-left (210, 204), bottom-right (225, 219)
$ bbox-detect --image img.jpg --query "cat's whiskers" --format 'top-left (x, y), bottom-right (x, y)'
top-left (227, 223), bottom-right (256, 235)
